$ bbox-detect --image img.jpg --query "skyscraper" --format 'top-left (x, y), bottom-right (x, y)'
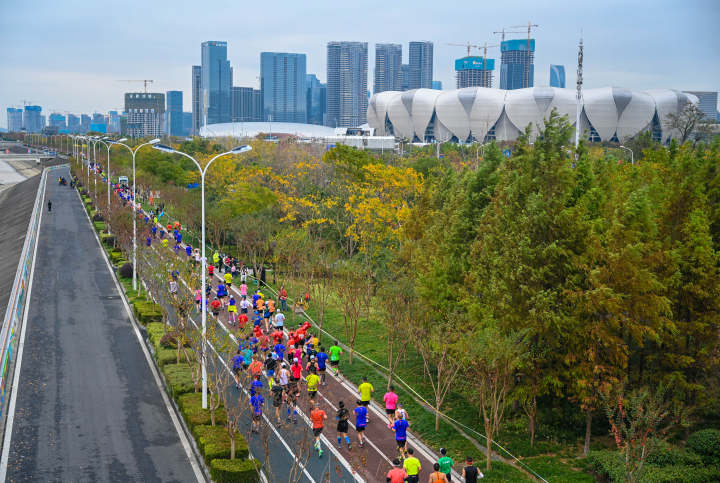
top-left (67, 114), bottom-right (80, 133)
top-left (500, 39), bottom-right (535, 90)
top-left (401, 64), bottom-right (411, 91)
top-left (455, 57), bottom-right (495, 88)
top-left (81, 114), bottom-right (91, 133)
top-left (683, 91), bottom-right (718, 120)
top-left (260, 52), bottom-right (307, 123)
top-left (408, 41), bottom-right (433, 89)
top-left (182, 112), bottom-right (193, 136)
top-left (306, 74), bottom-right (327, 125)
top-left (231, 87), bottom-right (262, 122)
top-left (108, 111), bottom-right (120, 133)
top-left (374, 43), bottom-right (402, 93)
top-left (326, 41), bottom-right (368, 127)
top-left (49, 113), bottom-right (66, 129)
top-left (23, 106), bottom-right (42, 133)
top-left (201, 41), bottom-right (231, 124)
top-left (550, 64), bottom-right (566, 88)
top-left (191, 65), bottom-right (202, 134)
top-left (7, 108), bottom-right (23, 132)
top-left (124, 93), bottom-right (165, 138)
top-left (166, 90), bottom-right (183, 136)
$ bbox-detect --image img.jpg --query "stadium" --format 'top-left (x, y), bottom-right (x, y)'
top-left (367, 87), bottom-right (698, 144)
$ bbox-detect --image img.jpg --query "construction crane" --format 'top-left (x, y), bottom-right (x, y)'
top-left (492, 28), bottom-right (523, 42)
top-left (117, 79), bottom-right (154, 93)
top-left (476, 42), bottom-right (500, 87)
top-left (447, 42), bottom-right (480, 57)
top-left (509, 21), bottom-right (539, 88)
top-left (21, 99), bottom-right (33, 106)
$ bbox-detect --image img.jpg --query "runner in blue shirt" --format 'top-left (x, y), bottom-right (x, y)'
top-left (274, 342), bottom-right (286, 360)
top-left (392, 416), bottom-right (410, 459)
top-left (146, 236), bottom-right (151, 247)
top-left (354, 400), bottom-right (368, 447)
top-left (232, 350), bottom-right (243, 388)
top-left (250, 394), bottom-right (264, 433)
top-left (151, 225), bottom-right (157, 238)
top-left (250, 374), bottom-right (264, 396)
top-left (316, 347), bottom-right (329, 386)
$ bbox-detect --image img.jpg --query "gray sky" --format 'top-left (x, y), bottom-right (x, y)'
top-left (1, 0), bottom-right (718, 127)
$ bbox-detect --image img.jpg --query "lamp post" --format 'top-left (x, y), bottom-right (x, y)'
top-left (108, 138), bottom-right (160, 291)
top-left (619, 145), bottom-right (634, 165)
top-left (152, 143), bottom-right (252, 409)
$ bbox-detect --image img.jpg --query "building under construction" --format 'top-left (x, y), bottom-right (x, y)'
top-left (500, 39), bottom-right (535, 90)
top-left (455, 57), bottom-right (495, 88)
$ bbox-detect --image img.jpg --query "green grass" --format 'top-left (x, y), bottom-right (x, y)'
top-left (522, 456), bottom-right (594, 482)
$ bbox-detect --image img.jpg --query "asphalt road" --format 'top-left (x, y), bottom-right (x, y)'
top-left (4, 168), bottom-right (198, 482)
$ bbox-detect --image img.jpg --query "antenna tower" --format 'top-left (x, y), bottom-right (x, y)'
top-left (575, 34), bottom-right (584, 148)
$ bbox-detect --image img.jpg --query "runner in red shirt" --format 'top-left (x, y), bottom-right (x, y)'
top-left (271, 329), bottom-right (284, 344)
top-left (291, 358), bottom-right (303, 382)
top-left (238, 313), bottom-right (249, 327)
top-left (386, 459), bottom-right (407, 483)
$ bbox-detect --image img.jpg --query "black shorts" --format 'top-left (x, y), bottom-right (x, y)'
top-left (313, 427), bottom-right (323, 437)
top-left (396, 439), bottom-right (406, 448)
top-left (273, 399), bottom-right (282, 408)
top-left (330, 360), bottom-right (339, 366)
top-left (360, 400), bottom-right (369, 407)
top-left (406, 476), bottom-right (419, 483)
top-left (386, 408), bottom-right (395, 415)
top-left (308, 391), bottom-right (317, 399)
top-left (253, 413), bottom-right (262, 422)
top-left (233, 368), bottom-right (241, 377)
top-left (337, 420), bottom-right (349, 433)
top-left (318, 367), bottom-right (326, 373)
top-left (356, 425), bottom-right (366, 432)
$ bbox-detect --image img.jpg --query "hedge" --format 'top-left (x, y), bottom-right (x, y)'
top-left (194, 425), bottom-right (247, 465)
top-left (210, 458), bottom-right (261, 483)
top-left (155, 347), bottom-right (182, 367)
top-left (686, 429), bottom-right (720, 466)
top-left (146, 322), bottom-right (165, 347)
top-left (177, 393), bottom-right (226, 430)
top-left (640, 464), bottom-right (720, 483)
top-left (586, 450), bottom-right (625, 482)
top-left (162, 363), bottom-right (194, 397)
top-left (132, 301), bottom-right (162, 325)
top-left (93, 221), bottom-right (106, 233)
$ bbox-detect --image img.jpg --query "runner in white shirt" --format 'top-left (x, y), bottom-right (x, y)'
top-left (274, 310), bottom-right (285, 330)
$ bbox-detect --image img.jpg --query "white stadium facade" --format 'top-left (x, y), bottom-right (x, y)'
top-left (367, 87), bottom-right (699, 144)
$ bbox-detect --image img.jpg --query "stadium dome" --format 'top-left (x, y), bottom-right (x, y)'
top-left (368, 87), bottom-right (698, 143)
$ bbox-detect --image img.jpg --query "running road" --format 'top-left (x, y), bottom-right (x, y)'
top-left (1, 168), bottom-right (200, 482)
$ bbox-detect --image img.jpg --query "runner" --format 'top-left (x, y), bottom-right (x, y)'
top-left (392, 414), bottom-right (410, 459)
top-left (271, 376), bottom-right (284, 425)
top-left (437, 448), bottom-right (454, 482)
top-left (274, 309), bottom-right (285, 331)
top-left (232, 350), bottom-right (243, 389)
top-left (210, 297), bottom-right (221, 317)
top-left (249, 373), bottom-right (264, 395)
top-left (195, 289), bottom-right (202, 311)
top-left (358, 377), bottom-right (374, 422)
top-left (273, 340), bottom-right (286, 361)
top-left (290, 357), bottom-right (303, 384)
top-left (212, 250), bottom-right (220, 271)
top-left (395, 402), bottom-right (410, 424)
top-left (278, 362), bottom-right (290, 393)
top-left (250, 392), bottom-right (264, 434)
top-left (279, 286), bottom-right (288, 311)
top-left (462, 457), bottom-right (482, 483)
top-left (384, 385), bottom-right (399, 428)
top-left (354, 400), bottom-right (368, 447)
top-left (335, 401), bottom-right (352, 450)
top-left (316, 347), bottom-right (329, 386)
top-left (224, 270), bottom-right (232, 288)
top-left (329, 340), bottom-right (343, 377)
top-left (285, 379), bottom-right (299, 424)
top-left (305, 369), bottom-right (320, 402)
top-left (216, 282), bottom-right (228, 307)
top-left (240, 296), bottom-right (251, 315)
top-left (265, 352), bottom-right (277, 379)
top-left (404, 448), bottom-right (422, 483)
top-left (429, 463), bottom-right (449, 483)
top-left (305, 355), bottom-right (319, 375)
top-left (387, 459), bottom-right (408, 483)
top-left (227, 295), bottom-right (237, 324)
top-left (240, 281), bottom-right (248, 297)
top-left (310, 403), bottom-right (327, 457)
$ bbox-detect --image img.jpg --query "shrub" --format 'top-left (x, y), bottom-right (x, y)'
top-left (92, 213), bottom-right (104, 222)
top-left (160, 332), bottom-right (190, 349)
top-left (161, 363), bottom-right (194, 397)
top-left (209, 458), bottom-right (260, 483)
top-left (193, 425), bottom-right (248, 465)
top-left (586, 450), bottom-right (625, 482)
top-left (646, 440), bottom-right (702, 467)
top-left (177, 393), bottom-right (226, 430)
top-left (155, 347), bottom-right (180, 367)
top-left (118, 262), bottom-right (134, 279)
top-left (146, 322), bottom-right (165, 346)
top-left (686, 429), bottom-right (720, 466)
top-left (640, 464), bottom-right (720, 483)
top-left (133, 301), bottom-right (162, 325)
top-left (93, 221), bottom-right (106, 233)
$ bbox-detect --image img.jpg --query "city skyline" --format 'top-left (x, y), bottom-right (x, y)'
top-left (0, 0), bottom-right (718, 128)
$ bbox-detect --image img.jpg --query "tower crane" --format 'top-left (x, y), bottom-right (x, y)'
top-left (447, 42), bottom-right (480, 57)
top-left (476, 42), bottom-right (500, 88)
top-left (116, 79), bottom-right (154, 93)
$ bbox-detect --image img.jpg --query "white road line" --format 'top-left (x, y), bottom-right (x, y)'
top-left (0, 169), bottom-right (47, 480)
top-left (77, 185), bottom-right (206, 483)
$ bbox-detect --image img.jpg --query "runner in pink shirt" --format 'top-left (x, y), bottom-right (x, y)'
top-left (240, 282), bottom-right (248, 297)
top-left (384, 385), bottom-right (399, 429)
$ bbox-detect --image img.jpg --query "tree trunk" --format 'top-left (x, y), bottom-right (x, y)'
top-left (230, 436), bottom-right (236, 459)
top-left (435, 391), bottom-right (441, 431)
top-left (529, 411), bottom-right (536, 447)
top-left (486, 432), bottom-right (492, 471)
top-left (583, 410), bottom-right (592, 456)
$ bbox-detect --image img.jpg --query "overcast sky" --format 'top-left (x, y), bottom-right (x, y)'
top-left (1, 0), bottom-right (718, 127)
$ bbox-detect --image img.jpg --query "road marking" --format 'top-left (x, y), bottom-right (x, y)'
top-left (0, 169), bottom-right (47, 480)
top-left (75, 182), bottom-right (206, 483)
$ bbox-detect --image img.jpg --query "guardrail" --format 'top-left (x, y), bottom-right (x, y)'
top-left (0, 165), bottom-right (66, 411)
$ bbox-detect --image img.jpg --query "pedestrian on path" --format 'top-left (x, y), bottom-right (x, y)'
top-left (358, 377), bottom-right (374, 422)
top-left (316, 347), bottom-right (328, 385)
top-left (305, 369), bottom-right (320, 401)
top-left (329, 341), bottom-right (342, 377)
top-left (310, 403), bottom-right (327, 457)
top-left (393, 414), bottom-right (410, 459)
top-left (335, 401), bottom-right (351, 450)
top-left (271, 376), bottom-right (284, 425)
top-left (384, 385), bottom-right (399, 428)
top-left (437, 448), bottom-right (454, 482)
top-left (387, 459), bottom-right (408, 483)
top-left (354, 400), bottom-right (368, 447)
top-left (462, 457), bottom-right (482, 482)
top-left (47, 200), bottom-right (52, 212)
top-left (430, 463), bottom-right (449, 483)
top-left (250, 392), bottom-right (264, 433)
top-left (404, 448), bottom-right (422, 483)
top-left (228, 295), bottom-right (237, 324)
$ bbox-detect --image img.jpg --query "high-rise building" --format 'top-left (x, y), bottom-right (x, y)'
top-left (182, 112), bottom-right (193, 136)
top-left (432, 81), bottom-right (442, 90)
top-left (191, 65), bottom-right (202, 134)
top-left (80, 114), bottom-right (91, 133)
top-left (550, 64), bottom-right (566, 88)
top-left (67, 114), bottom-right (80, 133)
top-left (108, 111), bottom-right (120, 133)
top-left (7, 108), bottom-right (23, 132)
top-left (124, 92), bottom-right (165, 138)
top-left (408, 41), bottom-right (433, 89)
top-left (306, 74), bottom-right (326, 125)
top-left (683, 91), bottom-right (718, 120)
top-left (201, 41), bottom-right (232, 124)
top-left (48, 113), bottom-right (66, 129)
top-left (401, 64), bottom-right (411, 91)
top-left (500, 39), bottom-right (535, 90)
top-left (455, 57), bottom-right (495, 88)
top-left (260, 52), bottom-right (307, 123)
top-left (231, 86), bottom-right (262, 122)
top-left (166, 90), bottom-right (184, 136)
top-left (374, 43), bottom-right (402, 93)
top-left (326, 41), bottom-right (368, 127)
top-left (23, 106), bottom-right (42, 133)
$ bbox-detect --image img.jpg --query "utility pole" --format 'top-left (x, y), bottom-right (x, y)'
top-left (575, 34), bottom-right (584, 148)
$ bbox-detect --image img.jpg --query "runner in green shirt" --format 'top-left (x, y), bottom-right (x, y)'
top-left (328, 340), bottom-right (342, 377)
top-left (437, 448), bottom-right (454, 481)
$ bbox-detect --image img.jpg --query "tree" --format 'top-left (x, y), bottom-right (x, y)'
top-left (666, 102), bottom-right (707, 143)
top-left (378, 274), bottom-right (413, 389)
top-left (464, 325), bottom-right (526, 471)
top-left (336, 260), bottom-right (371, 364)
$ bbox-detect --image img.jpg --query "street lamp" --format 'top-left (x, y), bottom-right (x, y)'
top-left (619, 145), bottom-right (634, 165)
top-left (152, 142), bottom-right (252, 409)
top-left (108, 138), bottom-right (160, 291)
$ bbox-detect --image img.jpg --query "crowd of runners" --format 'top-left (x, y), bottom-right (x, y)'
top-left (111, 182), bottom-right (484, 482)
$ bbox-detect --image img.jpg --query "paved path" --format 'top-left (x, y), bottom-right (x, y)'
top-left (3, 168), bottom-right (199, 482)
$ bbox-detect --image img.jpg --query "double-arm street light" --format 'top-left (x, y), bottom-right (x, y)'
top-left (108, 138), bottom-right (161, 291)
top-left (152, 143), bottom-right (252, 409)
top-left (619, 145), bottom-right (634, 165)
